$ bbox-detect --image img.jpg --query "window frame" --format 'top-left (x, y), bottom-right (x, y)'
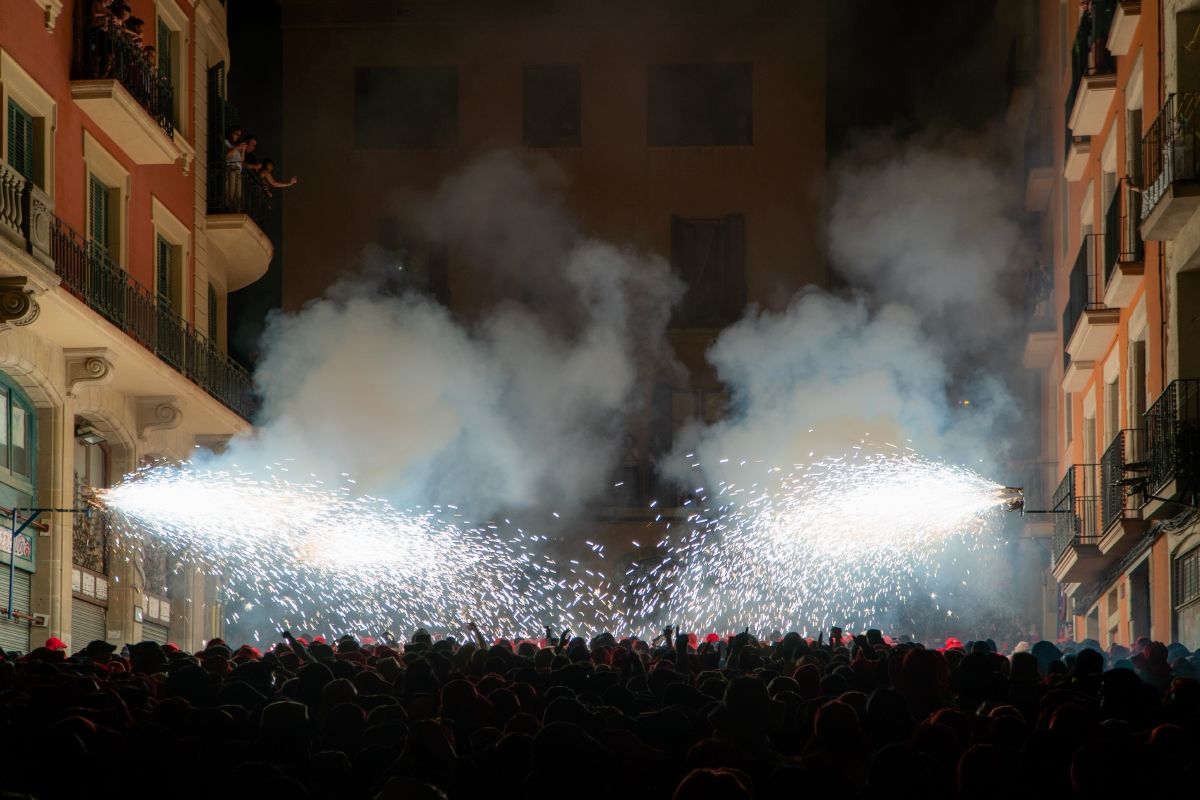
top-left (83, 132), bottom-right (130, 268)
top-left (0, 374), bottom-right (36, 493)
top-left (154, 0), bottom-right (190, 136)
top-left (151, 195), bottom-right (190, 317)
top-left (0, 48), bottom-right (57, 196)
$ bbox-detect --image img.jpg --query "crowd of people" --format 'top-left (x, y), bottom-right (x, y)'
top-left (2, 624), bottom-right (1198, 798)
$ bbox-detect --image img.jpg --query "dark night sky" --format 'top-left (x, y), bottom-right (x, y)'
top-left (224, 0), bottom-right (1013, 361)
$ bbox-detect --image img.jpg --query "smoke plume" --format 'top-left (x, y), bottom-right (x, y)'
top-left (676, 132), bottom-right (1026, 485)
top-left (221, 151), bottom-right (681, 516)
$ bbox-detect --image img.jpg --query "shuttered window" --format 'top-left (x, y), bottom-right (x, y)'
top-left (6, 99), bottom-right (35, 181)
top-left (208, 284), bottom-right (218, 340)
top-left (157, 18), bottom-right (174, 81)
top-left (156, 235), bottom-right (174, 306)
top-left (0, 569), bottom-right (32, 654)
top-left (88, 175), bottom-right (111, 255)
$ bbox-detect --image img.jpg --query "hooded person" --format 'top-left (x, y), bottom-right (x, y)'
top-left (708, 676), bottom-right (784, 759)
top-left (1030, 640), bottom-right (1063, 677)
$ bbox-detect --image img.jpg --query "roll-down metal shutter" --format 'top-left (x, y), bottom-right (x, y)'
top-left (0, 568), bottom-right (32, 653)
top-left (142, 621), bottom-right (169, 645)
top-left (71, 598), bottom-right (107, 651)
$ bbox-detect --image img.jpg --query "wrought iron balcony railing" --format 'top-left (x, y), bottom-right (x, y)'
top-left (1143, 378), bottom-right (1200, 499)
top-left (1065, 0), bottom-right (1117, 131)
top-left (1062, 233), bottom-right (1105, 352)
top-left (1052, 463), bottom-right (1102, 564)
top-left (1103, 178), bottom-right (1144, 282)
top-left (1100, 428), bottom-right (1147, 533)
top-left (75, 23), bottom-right (174, 137)
top-left (207, 165), bottom-right (272, 233)
top-left (1140, 93), bottom-right (1200, 218)
top-left (1025, 262), bottom-right (1055, 333)
top-left (48, 215), bottom-right (253, 419)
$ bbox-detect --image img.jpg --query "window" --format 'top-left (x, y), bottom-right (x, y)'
top-left (1175, 545), bottom-right (1200, 610)
top-left (1, 49), bottom-right (56, 192)
top-left (1104, 378), bottom-right (1119, 447)
top-left (1060, 178), bottom-right (1070, 263)
top-left (669, 214), bottom-right (746, 327)
top-left (154, 0), bottom-right (189, 132)
top-left (1127, 337), bottom-right (1147, 424)
top-left (88, 174), bottom-right (113, 258)
top-left (1083, 413), bottom-right (1097, 462)
top-left (354, 66), bottom-right (458, 149)
top-left (6, 99), bottom-right (34, 180)
top-left (523, 65), bottom-right (580, 147)
top-left (648, 63), bottom-right (752, 146)
top-left (155, 235), bottom-right (180, 312)
top-left (0, 381), bottom-right (34, 482)
top-left (1064, 391), bottom-right (1074, 446)
top-left (208, 283), bottom-right (219, 341)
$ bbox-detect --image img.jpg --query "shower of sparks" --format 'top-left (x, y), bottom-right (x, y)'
top-left (98, 445), bottom-right (1012, 643)
top-left (620, 448), bottom-right (1013, 637)
top-left (99, 464), bottom-right (622, 643)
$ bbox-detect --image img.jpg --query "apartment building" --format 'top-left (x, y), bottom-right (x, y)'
top-left (276, 0), bottom-right (825, 565)
top-left (0, 0), bottom-right (267, 652)
top-left (1021, 0), bottom-right (1200, 648)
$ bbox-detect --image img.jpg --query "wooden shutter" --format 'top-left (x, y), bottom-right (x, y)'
top-left (88, 175), bottom-right (110, 252)
top-left (158, 19), bottom-right (173, 81)
top-left (156, 236), bottom-right (173, 304)
top-left (6, 99), bottom-right (34, 180)
top-left (208, 284), bottom-right (218, 340)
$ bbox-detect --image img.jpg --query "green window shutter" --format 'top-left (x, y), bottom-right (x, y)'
top-left (158, 19), bottom-right (173, 81)
top-left (7, 99), bottom-right (35, 180)
top-left (208, 284), bottom-right (218, 340)
top-left (88, 175), bottom-right (110, 252)
top-left (156, 236), bottom-right (173, 303)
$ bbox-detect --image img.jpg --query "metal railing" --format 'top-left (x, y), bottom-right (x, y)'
top-left (1025, 262), bottom-right (1055, 333)
top-left (76, 23), bottom-right (174, 137)
top-left (1104, 178), bottom-right (1144, 283)
top-left (1140, 93), bottom-right (1200, 218)
top-left (1062, 233), bottom-right (1105, 352)
top-left (48, 215), bottom-right (254, 419)
top-left (1143, 378), bottom-right (1200, 498)
top-left (1101, 428), bottom-right (1147, 533)
top-left (1052, 463), bottom-right (1103, 564)
top-left (208, 166), bottom-right (272, 232)
top-left (1065, 0), bottom-right (1117, 130)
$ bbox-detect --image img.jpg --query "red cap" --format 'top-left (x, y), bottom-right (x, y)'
top-left (162, 643), bottom-right (180, 653)
top-left (45, 637), bottom-right (68, 651)
top-left (705, 633), bottom-right (720, 644)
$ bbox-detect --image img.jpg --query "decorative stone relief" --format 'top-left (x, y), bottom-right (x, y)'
top-left (65, 348), bottom-right (116, 396)
top-left (0, 276), bottom-right (40, 331)
top-left (136, 397), bottom-right (183, 440)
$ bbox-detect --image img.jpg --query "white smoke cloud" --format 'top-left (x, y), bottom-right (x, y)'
top-left (676, 134), bottom-right (1025, 484)
top-left (220, 151), bottom-right (681, 515)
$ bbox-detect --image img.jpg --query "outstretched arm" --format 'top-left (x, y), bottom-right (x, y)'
top-left (466, 621), bottom-right (488, 649)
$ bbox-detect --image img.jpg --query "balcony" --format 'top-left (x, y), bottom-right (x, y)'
top-left (1065, 0), bottom-right (1118, 138)
top-left (1107, 1), bottom-right (1141, 56)
top-left (1142, 378), bottom-right (1200, 514)
top-left (71, 23), bottom-right (186, 166)
top-left (1065, 135), bottom-right (1090, 182)
top-left (1098, 428), bottom-right (1149, 556)
top-left (1102, 178), bottom-right (1144, 307)
top-left (1052, 463), bottom-right (1106, 584)
top-left (1022, 263), bottom-right (1057, 368)
top-left (1139, 94), bottom-right (1200, 241)
top-left (207, 168), bottom-right (272, 291)
top-left (1063, 234), bottom-right (1119, 364)
top-left (46, 216), bottom-right (253, 419)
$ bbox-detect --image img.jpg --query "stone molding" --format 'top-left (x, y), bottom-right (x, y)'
top-left (64, 348), bottom-right (116, 397)
top-left (136, 396), bottom-right (184, 440)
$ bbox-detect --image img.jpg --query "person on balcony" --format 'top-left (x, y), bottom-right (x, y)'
top-left (255, 159), bottom-right (299, 197)
top-left (225, 132), bottom-right (258, 212)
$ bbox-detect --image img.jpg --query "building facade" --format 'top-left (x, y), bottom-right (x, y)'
top-left (0, 0), bottom-right (268, 653)
top-left (1020, 0), bottom-right (1200, 648)
top-left (277, 0), bottom-right (825, 568)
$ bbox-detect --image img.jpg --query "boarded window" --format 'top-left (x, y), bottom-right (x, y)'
top-left (669, 214), bottom-right (746, 327)
top-left (648, 64), bottom-right (752, 146)
top-left (523, 64), bottom-right (581, 147)
top-left (354, 66), bottom-right (458, 149)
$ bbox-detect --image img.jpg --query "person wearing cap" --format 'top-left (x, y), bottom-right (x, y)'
top-left (45, 636), bottom-right (67, 652)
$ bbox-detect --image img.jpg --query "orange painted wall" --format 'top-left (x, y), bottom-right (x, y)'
top-left (0, 0), bottom-right (196, 320)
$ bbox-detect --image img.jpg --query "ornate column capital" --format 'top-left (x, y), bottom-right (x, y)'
top-left (65, 348), bottom-right (117, 397)
top-left (136, 397), bottom-right (183, 440)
